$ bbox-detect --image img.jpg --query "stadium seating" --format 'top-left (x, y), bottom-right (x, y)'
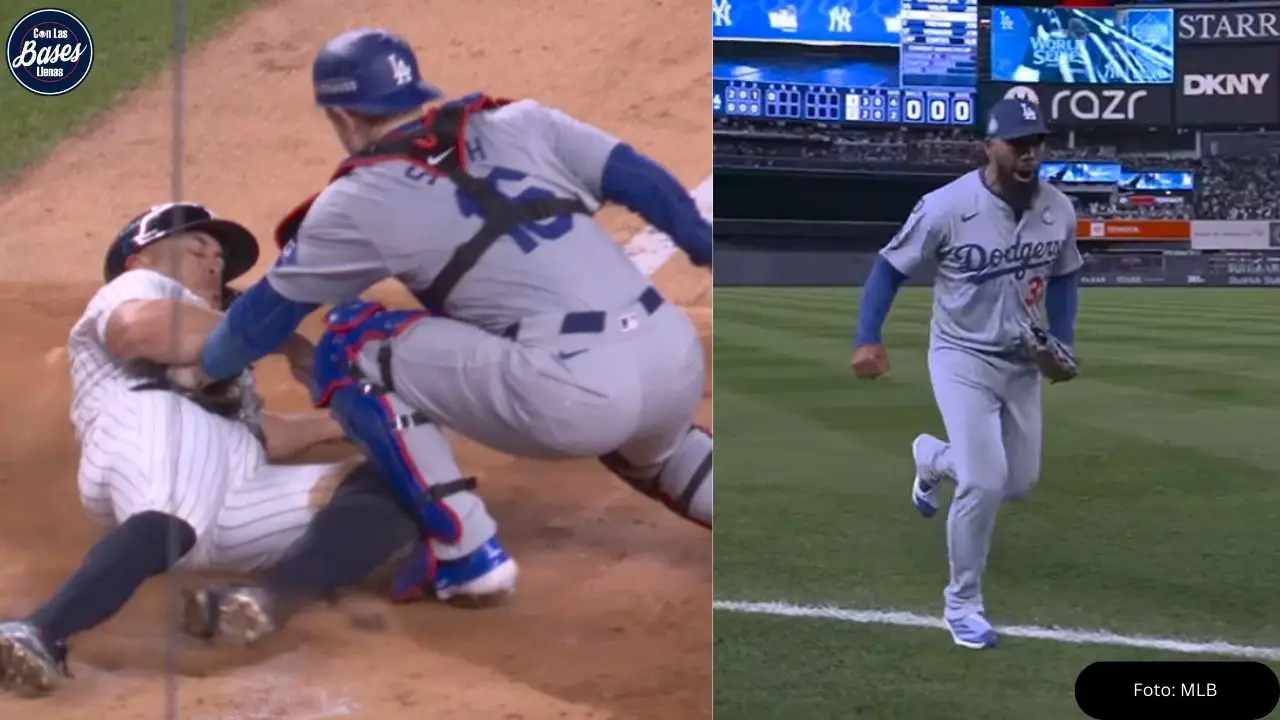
top-left (714, 119), bottom-right (1280, 221)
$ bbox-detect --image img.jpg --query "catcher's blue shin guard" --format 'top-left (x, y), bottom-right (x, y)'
top-left (313, 301), bottom-right (515, 602)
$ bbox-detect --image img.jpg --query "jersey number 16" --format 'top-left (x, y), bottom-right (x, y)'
top-left (454, 167), bottom-right (575, 254)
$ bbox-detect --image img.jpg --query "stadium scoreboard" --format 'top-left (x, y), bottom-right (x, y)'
top-left (845, 88), bottom-right (972, 125)
top-left (900, 0), bottom-right (978, 89)
top-left (717, 84), bottom-right (974, 125)
top-left (712, 0), bottom-right (978, 126)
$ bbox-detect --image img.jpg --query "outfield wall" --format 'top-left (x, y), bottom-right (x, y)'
top-left (714, 247), bottom-right (1280, 288)
top-left (714, 165), bottom-right (1280, 288)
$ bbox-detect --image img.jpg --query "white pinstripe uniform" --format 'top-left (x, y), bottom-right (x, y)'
top-left (67, 268), bottom-right (343, 572)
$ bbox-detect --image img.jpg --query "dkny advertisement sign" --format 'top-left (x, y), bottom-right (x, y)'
top-left (1176, 45), bottom-right (1280, 126)
top-left (980, 83), bottom-right (1172, 128)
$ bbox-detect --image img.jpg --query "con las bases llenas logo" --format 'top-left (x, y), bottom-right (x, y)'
top-left (7, 8), bottom-right (93, 96)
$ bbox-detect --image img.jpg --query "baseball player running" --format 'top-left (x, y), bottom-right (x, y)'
top-left (851, 99), bottom-right (1082, 649)
top-left (161, 27), bottom-right (713, 642)
top-left (0, 203), bottom-right (446, 694)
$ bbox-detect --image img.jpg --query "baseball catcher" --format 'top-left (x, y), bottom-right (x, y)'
top-left (142, 27), bottom-right (712, 648)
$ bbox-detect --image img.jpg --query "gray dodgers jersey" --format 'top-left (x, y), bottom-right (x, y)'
top-left (266, 100), bottom-right (654, 334)
top-left (879, 170), bottom-right (1083, 355)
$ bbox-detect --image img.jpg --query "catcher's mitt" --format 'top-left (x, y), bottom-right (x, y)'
top-left (1020, 323), bottom-right (1079, 383)
top-left (178, 377), bottom-right (247, 418)
top-left (125, 288), bottom-right (249, 419)
top-left (131, 367), bottom-right (247, 420)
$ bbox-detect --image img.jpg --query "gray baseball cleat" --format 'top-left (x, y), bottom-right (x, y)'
top-left (0, 620), bottom-right (68, 695)
top-left (181, 585), bottom-right (277, 646)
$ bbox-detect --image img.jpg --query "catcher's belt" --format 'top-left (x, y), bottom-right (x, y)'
top-left (1019, 322), bottom-right (1079, 384)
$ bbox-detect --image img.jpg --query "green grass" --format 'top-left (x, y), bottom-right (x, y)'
top-left (714, 287), bottom-right (1280, 719)
top-left (0, 0), bottom-right (260, 180)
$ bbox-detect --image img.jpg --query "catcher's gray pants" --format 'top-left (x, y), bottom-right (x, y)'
top-left (926, 345), bottom-right (1042, 619)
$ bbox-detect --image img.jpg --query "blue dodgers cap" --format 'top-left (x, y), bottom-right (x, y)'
top-left (313, 28), bottom-right (442, 116)
top-left (985, 98), bottom-right (1048, 141)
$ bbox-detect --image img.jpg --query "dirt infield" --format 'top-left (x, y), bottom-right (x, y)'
top-left (0, 1), bottom-right (710, 718)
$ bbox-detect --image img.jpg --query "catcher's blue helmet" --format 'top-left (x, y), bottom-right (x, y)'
top-left (313, 28), bottom-right (442, 116)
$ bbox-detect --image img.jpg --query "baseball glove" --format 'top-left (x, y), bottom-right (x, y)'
top-left (132, 365), bottom-right (247, 420)
top-left (1020, 323), bottom-right (1079, 384)
top-left (180, 377), bottom-right (247, 419)
top-left (126, 289), bottom-right (249, 419)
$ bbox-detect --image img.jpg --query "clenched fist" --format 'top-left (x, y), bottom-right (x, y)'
top-left (851, 344), bottom-right (890, 379)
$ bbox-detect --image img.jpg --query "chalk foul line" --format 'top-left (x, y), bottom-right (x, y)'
top-left (714, 600), bottom-right (1280, 661)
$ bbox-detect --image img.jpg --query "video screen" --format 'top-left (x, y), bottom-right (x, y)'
top-left (1119, 170), bottom-right (1195, 191)
top-left (713, 42), bottom-right (973, 125)
top-left (1040, 162), bottom-right (1122, 184)
top-left (990, 7), bottom-right (1175, 85)
top-left (711, 0), bottom-right (902, 46)
top-left (712, 0), bottom-right (978, 126)
top-left (714, 41), bottom-right (899, 91)
top-left (1039, 163), bottom-right (1195, 191)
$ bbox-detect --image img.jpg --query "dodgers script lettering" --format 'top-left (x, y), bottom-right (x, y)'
top-left (944, 239), bottom-right (1064, 283)
top-left (10, 40), bottom-right (85, 73)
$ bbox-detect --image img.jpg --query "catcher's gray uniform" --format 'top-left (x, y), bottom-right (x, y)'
top-left (880, 170), bottom-right (1082, 621)
top-left (203, 98), bottom-right (712, 569)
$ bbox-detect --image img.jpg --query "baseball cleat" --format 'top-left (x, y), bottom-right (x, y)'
top-left (911, 433), bottom-right (943, 518)
top-left (181, 585), bottom-right (276, 646)
top-left (434, 537), bottom-right (518, 606)
top-left (946, 612), bottom-right (998, 650)
top-left (0, 620), bottom-right (68, 695)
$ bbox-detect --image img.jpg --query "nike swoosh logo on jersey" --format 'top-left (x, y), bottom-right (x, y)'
top-left (961, 212), bottom-right (979, 222)
top-left (427, 148), bottom-right (454, 166)
top-left (557, 349), bottom-right (589, 361)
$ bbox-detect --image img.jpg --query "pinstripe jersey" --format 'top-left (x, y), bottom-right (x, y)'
top-left (67, 269), bottom-right (263, 442)
top-left (68, 268), bottom-right (306, 570)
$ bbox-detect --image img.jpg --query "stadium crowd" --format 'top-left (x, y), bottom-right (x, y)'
top-left (714, 118), bottom-right (1280, 221)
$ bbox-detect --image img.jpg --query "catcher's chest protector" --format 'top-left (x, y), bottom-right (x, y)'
top-left (273, 94), bottom-right (592, 312)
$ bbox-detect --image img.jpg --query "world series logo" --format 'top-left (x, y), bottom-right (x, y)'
top-left (7, 8), bottom-right (94, 96)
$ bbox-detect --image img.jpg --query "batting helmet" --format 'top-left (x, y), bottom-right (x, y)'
top-left (312, 28), bottom-right (442, 116)
top-left (104, 202), bottom-right (260, 283)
